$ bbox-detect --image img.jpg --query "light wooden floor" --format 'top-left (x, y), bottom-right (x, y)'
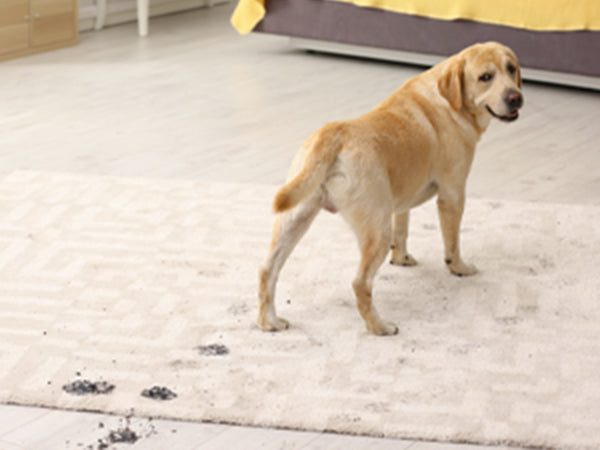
top-left (0, 3), bottom-right (599, 449)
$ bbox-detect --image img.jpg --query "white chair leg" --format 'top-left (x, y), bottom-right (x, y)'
top-left (137, 0), bottom-right (149, 37)
top-left (94, 0), bottom-right (107, 30)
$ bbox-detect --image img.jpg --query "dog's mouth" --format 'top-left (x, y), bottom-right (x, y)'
top-left (486, 105), bottom-right (519, 122)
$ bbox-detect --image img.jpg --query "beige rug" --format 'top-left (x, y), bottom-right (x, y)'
top-left (0, 171), bottom-right (599, 449)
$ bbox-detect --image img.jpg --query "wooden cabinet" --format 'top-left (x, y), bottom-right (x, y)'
top-left (0, 0), bottom-right (78, 61)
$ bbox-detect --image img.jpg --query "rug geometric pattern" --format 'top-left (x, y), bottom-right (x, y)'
top-left (0, 171), bottom-right (598, 449)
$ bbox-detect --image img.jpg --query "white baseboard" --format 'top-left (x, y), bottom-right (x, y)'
top-left (290, 37), bottom-right (600, 91)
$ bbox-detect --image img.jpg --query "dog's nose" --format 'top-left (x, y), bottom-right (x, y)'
top-left (506, 90), bottom-right (523, 110)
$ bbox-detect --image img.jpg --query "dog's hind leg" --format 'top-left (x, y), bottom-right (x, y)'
top-left (390, 211), bottom-right (418, 267)
top-left (344, 205), bottom-right (398, 336)
top-left (258, 196), bottom-right (321, 331)
top-left (352, 225), bottom-right (398, 336)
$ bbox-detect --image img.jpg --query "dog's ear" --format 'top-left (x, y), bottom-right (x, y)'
top-left (438, 58), bottom-right (464, 112)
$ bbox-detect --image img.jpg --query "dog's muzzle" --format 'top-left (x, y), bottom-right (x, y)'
top-left (486, 89), bottom-right (523, 122)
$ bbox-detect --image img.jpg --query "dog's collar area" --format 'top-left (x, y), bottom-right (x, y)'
top-left (485, 105), bottom-right (519, 122)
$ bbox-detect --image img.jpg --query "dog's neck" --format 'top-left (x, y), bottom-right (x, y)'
top-left (459, 107), bottom-right (492, 136)
top-left (473, 111), bottom-right (493, 134)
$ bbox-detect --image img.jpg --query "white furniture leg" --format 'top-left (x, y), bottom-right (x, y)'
top-left (137, 0), bottom-right (149, 37)
top-left (94, 0), bottom-right (107, 30)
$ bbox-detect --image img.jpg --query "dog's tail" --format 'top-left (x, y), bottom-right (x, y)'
top-left (273, 123), bottom-right (347, 213)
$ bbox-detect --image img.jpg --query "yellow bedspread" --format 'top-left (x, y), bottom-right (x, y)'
top-left (231, 0), bottom-right (600, 34)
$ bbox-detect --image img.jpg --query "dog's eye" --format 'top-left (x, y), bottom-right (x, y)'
top-left (507, 64), bottom-right (517, 74)
top-left (479, 73), bottom-right (493, 82)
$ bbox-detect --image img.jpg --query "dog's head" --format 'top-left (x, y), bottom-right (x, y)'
top-left (438, 42), bottom-right (523, 123)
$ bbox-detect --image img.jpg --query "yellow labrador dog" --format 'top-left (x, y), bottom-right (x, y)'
top-left (258, 42), bottom-right (523, 335)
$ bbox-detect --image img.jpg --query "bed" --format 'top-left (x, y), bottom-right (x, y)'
top-left (231, 0), bottom-right (600, 90)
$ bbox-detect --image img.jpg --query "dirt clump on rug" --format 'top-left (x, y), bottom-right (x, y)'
top-left (141, 386), bottom-right (178, 401)
top-left (62, 380), bottom-right (115, 396)
top-left (196, 343), bottom-right (230, 356)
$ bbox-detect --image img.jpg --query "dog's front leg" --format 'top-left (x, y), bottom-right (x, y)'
top-left (389, 212), bottom-right (417, 266)
top-left (437, 188), bottom-right (477, 277)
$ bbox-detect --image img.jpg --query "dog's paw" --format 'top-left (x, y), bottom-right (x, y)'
top-left (446, 259), bottom-right (478, 277)
top-left (390, 251), bottom-right (418, 267)
top-left (257, 316), bottom-right (290, 332)
top-left (368, 320), bottom-right (399, 336)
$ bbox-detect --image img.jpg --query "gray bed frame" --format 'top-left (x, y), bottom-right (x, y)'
top-left (255, 0), bottom-right (600, 90)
